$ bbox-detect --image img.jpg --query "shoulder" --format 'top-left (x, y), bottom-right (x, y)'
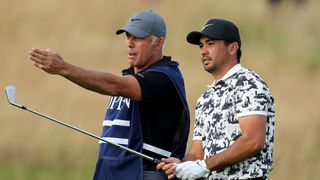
top-left (132, 71), bottom-right (175, 95)
top-left (233, 68), bottom-right (270, 91)
top-left (133, 71), bottom-right (170, 83)
top-left (232, 68), bottom-right (274, 105)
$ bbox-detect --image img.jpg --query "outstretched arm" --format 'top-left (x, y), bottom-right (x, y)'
top-left (28, 48), bottom-right (141, 100)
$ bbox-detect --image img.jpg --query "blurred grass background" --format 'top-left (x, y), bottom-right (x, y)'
top-left (1, 0), bottom-right (320, 179)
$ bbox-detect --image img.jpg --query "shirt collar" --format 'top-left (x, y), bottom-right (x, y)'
top-left (122, 56), bottom-right (173, 75)
top-left (208, 64), bottom-right (242, 87)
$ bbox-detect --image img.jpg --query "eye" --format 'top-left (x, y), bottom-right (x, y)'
top-left (137, 37), bottom-right (145, 40)
top-left (125, 33), bottom-right (138, 40)
top-left (208, 41), bottom-right (215, 46)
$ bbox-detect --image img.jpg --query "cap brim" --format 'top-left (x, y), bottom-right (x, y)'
top-left (186, 31), bottom-right (202, 45)
top-left (116, 26), bottom-right (149, 38)
top-left (187, 31), bottom-right (223, 45)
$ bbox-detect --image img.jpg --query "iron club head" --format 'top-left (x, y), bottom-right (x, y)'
top-left (6, 85), bottom-right (16, 104)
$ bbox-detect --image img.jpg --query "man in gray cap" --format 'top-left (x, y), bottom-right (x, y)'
top-left (158, 18), bottom-right (275, 180)
top-left (28, 10), bottom-right (190, 180)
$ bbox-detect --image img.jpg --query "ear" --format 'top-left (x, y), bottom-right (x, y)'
top-left (228, 42), bottom-right (239, 56)
top-left (156, 37), bottom-right (165, 49)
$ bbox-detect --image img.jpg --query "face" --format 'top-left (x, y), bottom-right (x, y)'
top-left (199, 36), bottom-right (230, 75)
top-left (125, 32), bottom-right (158, 72)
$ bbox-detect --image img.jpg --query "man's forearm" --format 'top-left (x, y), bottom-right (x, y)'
top-left (61, 62), bottom-right (121, 96)
top-left (205, 134), bottom-right (263, 171)
top-left (182, 140), bottom-right (204, 162)
top-left (182, 154), bottom-right (201, 162)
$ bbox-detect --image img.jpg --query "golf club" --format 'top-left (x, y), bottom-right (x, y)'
top-left (5, 85), bottom-right (161, 164)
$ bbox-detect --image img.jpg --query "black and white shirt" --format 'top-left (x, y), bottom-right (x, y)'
top-left (193, 64), bottom-right (275, 179)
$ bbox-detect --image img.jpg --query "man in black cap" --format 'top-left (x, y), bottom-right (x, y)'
top-left (28, 10), bottom-right (190, 180)
top-left (158, 18), bottom-right (275, 180)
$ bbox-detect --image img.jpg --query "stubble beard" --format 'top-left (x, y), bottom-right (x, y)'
top-left (203, 63), bottom-right (216, 74)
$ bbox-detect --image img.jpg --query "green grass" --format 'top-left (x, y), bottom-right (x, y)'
top-left (0, 159), bottom-right (94, 180)
top-left (1, 0), bottom-right (320, 179)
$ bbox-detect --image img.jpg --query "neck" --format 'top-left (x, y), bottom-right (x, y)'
top-left (134, 53), bottom-right (163, 73)
top-left (211, 60), bottom-right (237, 81)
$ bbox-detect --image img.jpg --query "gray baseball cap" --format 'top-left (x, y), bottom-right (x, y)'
top-left (116, 10), bottom-right (166, 38)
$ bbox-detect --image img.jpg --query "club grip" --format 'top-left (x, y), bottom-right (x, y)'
top-left (153, 158), bottom-right (161, 164)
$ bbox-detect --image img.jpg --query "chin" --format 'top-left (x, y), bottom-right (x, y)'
top-left (127, 59), bottom-right (135, 65)
top-left (204, 66), bottom-right (215, 73)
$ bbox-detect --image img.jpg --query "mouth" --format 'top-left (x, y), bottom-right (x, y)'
top-left (202, 57), bottom-right (211, 65)
top-left (128, 52), bottom-right (137, 59)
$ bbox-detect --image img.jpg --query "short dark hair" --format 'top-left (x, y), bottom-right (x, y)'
top-left (224, 41), bottom-right (241, 63)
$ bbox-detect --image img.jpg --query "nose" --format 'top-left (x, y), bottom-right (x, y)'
top-left (126, 36), bottom-right (135, 48)
top-left (200, 46), bottom-right (208, 57)
top-left (126, 38), bottom-right (133, 48)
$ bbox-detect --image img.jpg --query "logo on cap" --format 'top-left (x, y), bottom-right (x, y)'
top-left (131, 18), bottom-right (142, 21)
top-left (202, 23), bottom-right (215, 31)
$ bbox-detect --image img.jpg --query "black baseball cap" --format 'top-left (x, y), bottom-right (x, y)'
top-left (186, 19), bottom-right (241, 47)
top-left (116, 10), bottom-right (166, 38)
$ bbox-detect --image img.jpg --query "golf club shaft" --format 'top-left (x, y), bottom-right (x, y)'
top-left (10, 102), bottom-right (160, 164)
